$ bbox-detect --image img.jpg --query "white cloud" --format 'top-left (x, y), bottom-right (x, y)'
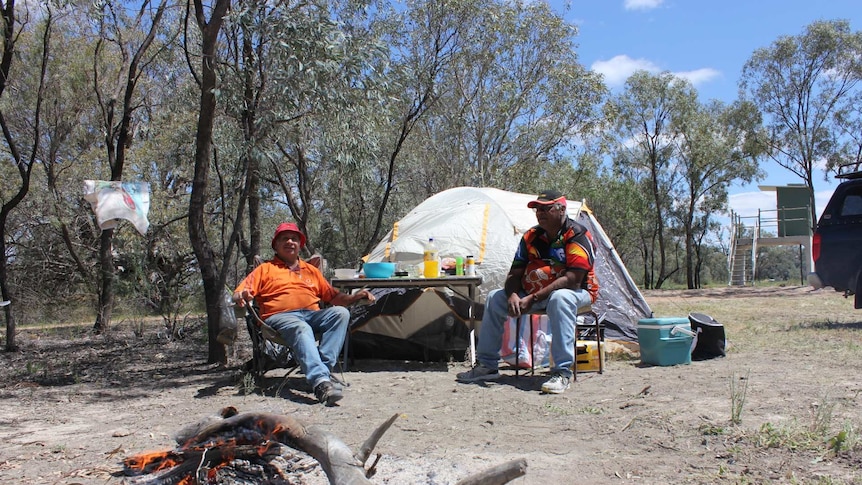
top-left (728, 191), bottom-right (774, 218)
top-left (591, 55), bottom-right (720, 89)
top-left (591, 55), bottom-right (660, 87)
top-left (624, 0), bottom-right (664, 11)
top-left (674, 68), bottom-right (721, 86)
top-left (728, 188), bottom-right (832, 221)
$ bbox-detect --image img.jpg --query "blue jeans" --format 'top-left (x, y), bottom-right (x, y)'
top-left (476, 288), bottom-right (591, 378)
top-left (265, 306), bottom-right (349, 387)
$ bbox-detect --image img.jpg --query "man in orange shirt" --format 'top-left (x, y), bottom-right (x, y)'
top-left (234, 222), bottom-right (374, 405)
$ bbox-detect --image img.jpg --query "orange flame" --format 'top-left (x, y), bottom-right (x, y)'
top-left (123, 449), bottom-right (184, 474)
top-left (124, 413), bottom-right (293, 482)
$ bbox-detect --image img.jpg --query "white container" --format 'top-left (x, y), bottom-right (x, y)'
top-left (333, 268), bottom-right (357, 279)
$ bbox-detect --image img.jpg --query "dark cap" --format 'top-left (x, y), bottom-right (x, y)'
top-left (527, 189), bottom-right (567, 208)
top-left (271, 222), bottom-right (306, 249)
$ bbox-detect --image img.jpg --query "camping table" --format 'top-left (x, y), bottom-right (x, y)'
top-left (331, 275), bottom-right (483, 370)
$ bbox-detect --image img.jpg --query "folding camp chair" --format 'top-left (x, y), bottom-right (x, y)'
top-left (243, 303), bottom-right (300, 388)
top-left (244, 299), bottom-right (351, 395)
top-left (514, 304), bottom-right (604, 381)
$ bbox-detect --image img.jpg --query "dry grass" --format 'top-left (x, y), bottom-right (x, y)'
top-left (644, 285), bottom-right (862, 355)
top-left (645, 285), bottom-right (862, 466)
top-left (2, 284), bottom-right (861, 484)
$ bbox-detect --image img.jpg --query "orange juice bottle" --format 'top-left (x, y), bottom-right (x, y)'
top-left (423, 238), bottom-right (440, 278)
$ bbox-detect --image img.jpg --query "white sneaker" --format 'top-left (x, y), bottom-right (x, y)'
top-left (456, 364), bottom-right (500, 382)
top-left (541, 373), bottom-right (570, 394)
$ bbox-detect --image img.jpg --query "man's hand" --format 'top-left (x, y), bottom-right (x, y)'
top-left (507, 292), bottom-right (538, 318)
top-left (234, 290), bottom-right (252, 307)
top-left (353, 289), bottom-right (376, 305)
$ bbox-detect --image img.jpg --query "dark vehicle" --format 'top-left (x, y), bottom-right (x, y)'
top-left (808, 165), bottom-right (862, 308)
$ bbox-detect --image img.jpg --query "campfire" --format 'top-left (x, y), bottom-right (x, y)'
top-left (122, 406), bottom-right (527, 484)
top-left (124, 441), bottom-right (319, 484)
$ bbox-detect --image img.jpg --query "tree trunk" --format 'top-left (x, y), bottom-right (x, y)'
top-left (189, 0), bottom-right (231, 365)
top-left (685, 225), bottom-right (695, 289)
top-left (0, 237), bottom-right (16, 351)
top-left (93, 229), bottom-right (116, 333)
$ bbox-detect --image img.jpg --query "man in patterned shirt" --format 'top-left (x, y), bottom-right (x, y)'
top-left (234, 222), bottom-right (374, 405)
top-left (457, 190), bottom-right (599, 393)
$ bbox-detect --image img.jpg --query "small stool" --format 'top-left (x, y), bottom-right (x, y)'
top-left (515, 304), bottom-right (603, 381)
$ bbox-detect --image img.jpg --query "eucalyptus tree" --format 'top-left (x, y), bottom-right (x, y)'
top-left (832, 88), bottom-right (862, 172)
top-left (0, 0), bottom-right (45, 350)
top-left (187, 0), bottom-right (231, 364)
top-left (186, 0), bottom-right (390, 362)
top-left (213, 2), bottom-right (275, 275)
top-left (574, 165), bottom-right (650, 266)
top-left (0, 2), bottom-right (194, 335)
top-left (740, 19), bottom-right (862, 231)
top-left (325, 0), bottom-right (461, 260)
top-left (421, 0), bottom-right (605, 190)
top-left (605, 70), bottom-right (694, 289)
top-left (673, 100), bottom-right (765, 288)
top-left (225, 0), bottom-right (390, 266)
top-left (15, 11), bottom-right (103, 315)
top-left (219, 0), bottom-right (335, 271)
top-left (84, 0), bottom-right (174, 333)
top-left (126, 46), bottom-right (199, 332)
top-left (0, 4), bottom-right (111, 341)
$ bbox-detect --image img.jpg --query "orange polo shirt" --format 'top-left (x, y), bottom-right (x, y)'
top-left (235, 257), bottom-right (339, 319)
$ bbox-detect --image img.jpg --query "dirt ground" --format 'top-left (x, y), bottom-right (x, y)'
top-left (1, 285), bottom-right (862, 484)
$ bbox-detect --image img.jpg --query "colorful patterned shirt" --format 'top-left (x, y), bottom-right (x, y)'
top-left (512, 217), bottom-right (600, 302)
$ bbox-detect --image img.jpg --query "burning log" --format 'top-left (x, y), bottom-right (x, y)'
top-left (123, 407), bottom-right (526, 484)
top-left (123, 442), bottom-right (313, 484)
top-left (125, 407), bottom-right (387, 484)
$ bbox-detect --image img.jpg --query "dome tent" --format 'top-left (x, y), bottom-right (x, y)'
top-left (351, 187), bottom-right (651, 360)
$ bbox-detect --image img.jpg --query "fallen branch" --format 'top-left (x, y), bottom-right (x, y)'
top-left (124, 408), bottom-right (529, 485)
top-left (454, 458), bottom-right (528, 485)
top-left (179, 411), bottom-right (374, 484)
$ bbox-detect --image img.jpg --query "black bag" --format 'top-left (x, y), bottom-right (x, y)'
top-left (688, 313), bottom-right (726, 360)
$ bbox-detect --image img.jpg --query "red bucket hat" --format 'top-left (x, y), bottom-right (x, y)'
top-left (271, 222), bottom-right (306, 249)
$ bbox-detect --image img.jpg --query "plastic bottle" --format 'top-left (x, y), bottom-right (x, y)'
top-left (465, 255), bottom-right (476, 276)
top-left (423, 238), bottom-right (440, 278)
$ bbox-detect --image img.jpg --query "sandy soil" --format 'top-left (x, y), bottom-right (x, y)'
top-left (1, 285), bottom-right (861, 484)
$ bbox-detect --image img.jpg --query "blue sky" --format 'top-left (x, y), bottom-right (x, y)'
top-left (549, 0), bottom-right (860, 221)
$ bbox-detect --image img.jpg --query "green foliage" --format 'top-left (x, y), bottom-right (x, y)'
top-left (809, 395), bottom-right (836, 439)
top-left (756, 422), bottom-right (801, 450)
top-left (25, 361), bottom-right (45, 376)
top-left (730, 370), bottom-right (750, 425)
top-left (698, 423), bottom-right (726, 436)
top-left (740, 19), bottom-right (862, 223)
top-left (755, 245), bottom-right (802, 281)
top-left (827, 423), bottom-right (859, 453)
top-left (748, 395), bottom-right (860, 456)
top-left (2, 4), bottom-right (859, 339)
top-left (239, 372), bottom-right (257, 396)
top-left (542, 401), bottom-right (573, 416)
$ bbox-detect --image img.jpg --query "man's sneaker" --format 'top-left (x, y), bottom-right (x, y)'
top-left (314, 380), bottom-right (343, 406)
top-left (456, 364), bottom-right (500, 383)
top-left (541, 373), bottom-right (570, 394)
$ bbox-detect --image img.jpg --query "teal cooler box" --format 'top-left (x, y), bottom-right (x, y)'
top-left (637, 317), bottom-right (694, 366)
